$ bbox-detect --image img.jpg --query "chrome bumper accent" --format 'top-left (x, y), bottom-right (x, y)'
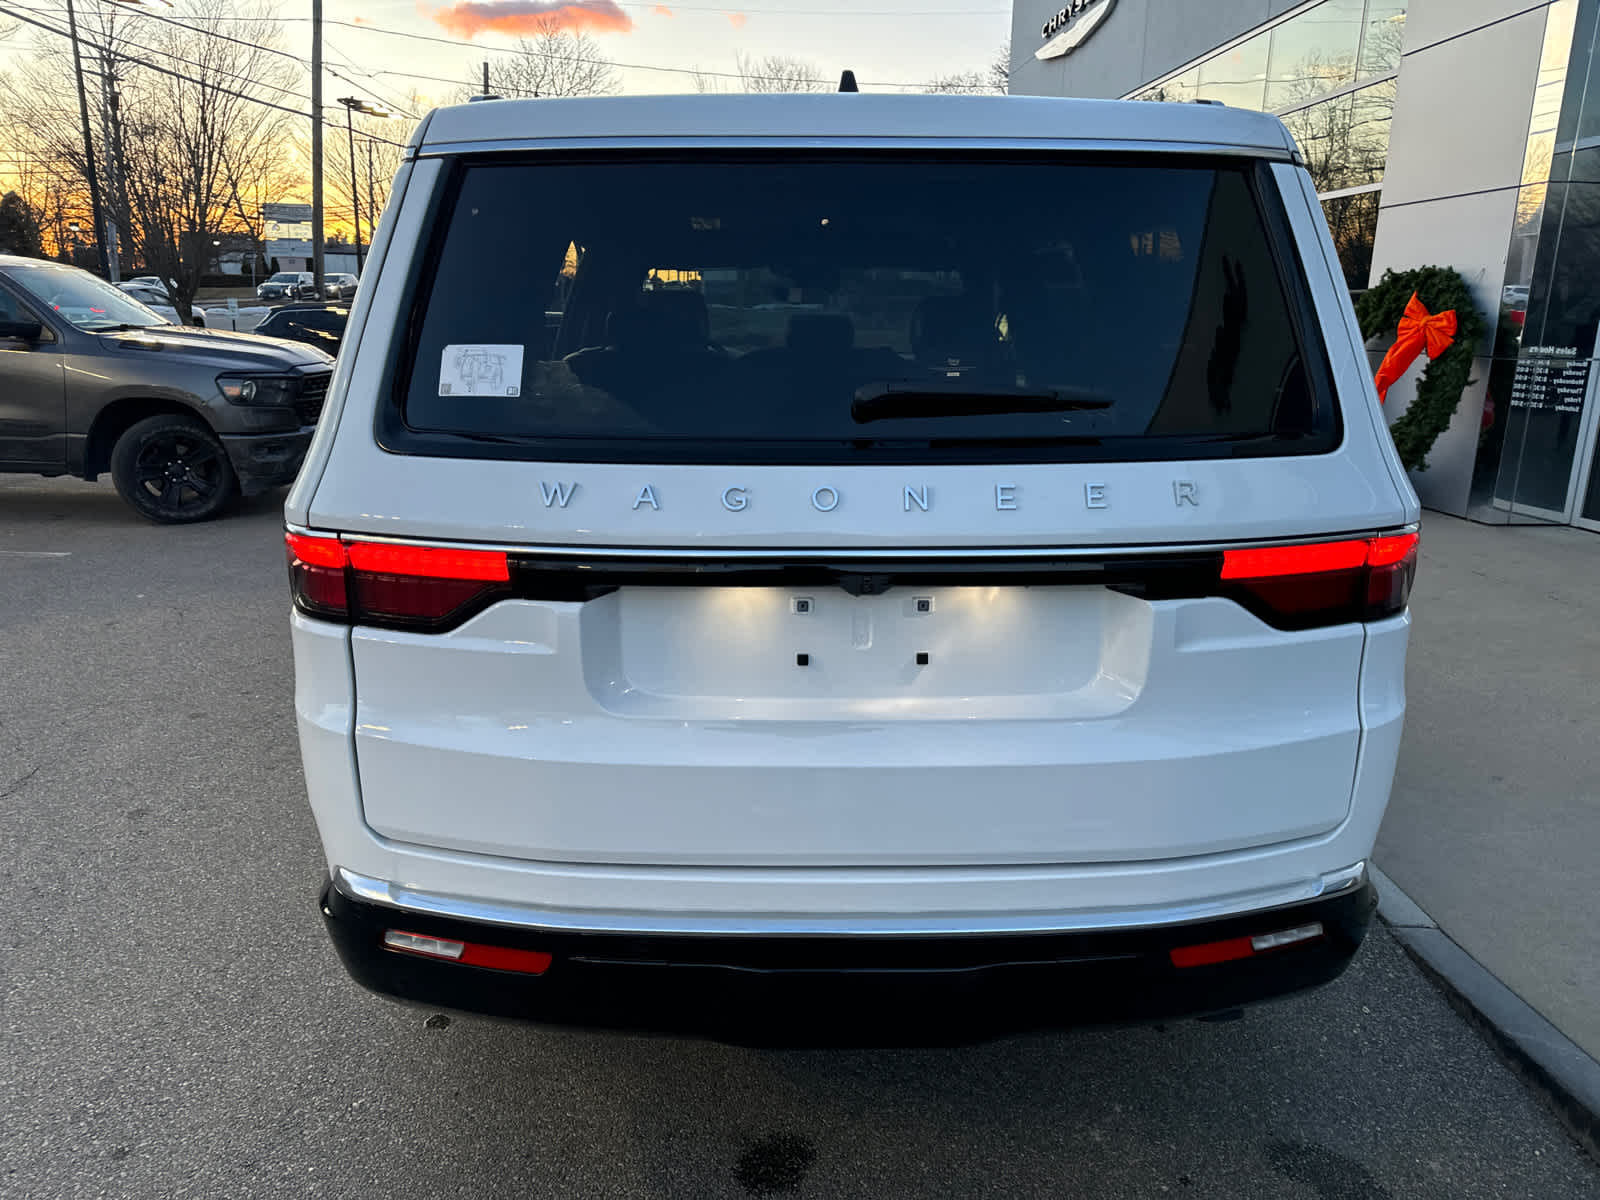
top-left (332, 861), bottom-right (1367, 938)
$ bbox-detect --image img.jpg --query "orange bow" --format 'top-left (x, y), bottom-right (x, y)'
top-left (1374, 292), bottom-right (1458, 403)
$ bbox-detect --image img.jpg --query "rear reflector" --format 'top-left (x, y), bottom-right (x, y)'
top-left (1169, 935), bottom-right (1256, 968)
top-left (383, 929), bottom-right (553, 976)
top-left (286, 532), bottom-right (512, 631)
top-left (1170, 921), bottom-right (1325, 968)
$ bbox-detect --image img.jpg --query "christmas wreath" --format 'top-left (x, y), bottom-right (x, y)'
top-left (1355, 265), bottom-right (1485, 473)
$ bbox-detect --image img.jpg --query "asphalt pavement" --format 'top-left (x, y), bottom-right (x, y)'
top-left (1, 475), bottom-right (1596, 1199)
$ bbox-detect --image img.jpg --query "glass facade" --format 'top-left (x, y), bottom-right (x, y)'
top-left (1472, 0), bottom-right (1600, 525)
top-left (1130, 0), bottom-right (1405, 292)
top-left (1128, 0), bottom-right (1600, 529)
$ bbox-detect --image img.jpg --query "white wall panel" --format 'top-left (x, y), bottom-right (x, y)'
top-left (1369, 180), bottom-right (1522, 353)
top-left (1405, 0), bottom-right (1541, 52)
top-left (1378, 6), bottom-right (1546, 204)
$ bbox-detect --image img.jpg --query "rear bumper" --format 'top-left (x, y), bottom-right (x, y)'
top-left (221, 427), bottom-right (314, 496)
top-left (320, 874), bottom-right (1377, 1042)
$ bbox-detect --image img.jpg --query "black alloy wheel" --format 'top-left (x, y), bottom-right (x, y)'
top-left (109, 414), bottom-right (238, 524)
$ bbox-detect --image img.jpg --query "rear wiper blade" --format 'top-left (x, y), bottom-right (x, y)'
top-left (852, 381), bottom-right (1112, 424)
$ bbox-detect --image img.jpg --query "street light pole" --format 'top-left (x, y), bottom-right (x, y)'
top-left (64, 0), bottom-right (109, 278)
top-left (365, 139), bottom-right (378, 260)
top-left (338, 97), bottom-right (390, 278)
top-left (311, 0), bottom-right (324, 295)
top-left (343, 102), bottom-right (363, 274)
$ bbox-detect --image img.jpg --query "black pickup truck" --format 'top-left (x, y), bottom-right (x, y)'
top-left (0, 255), bottom-right (332, 523)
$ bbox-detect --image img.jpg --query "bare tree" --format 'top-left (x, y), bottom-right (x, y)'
top-left (990, 39), bottom-right (1011, 95)
top-left (117, 1), bottom-right (297, 316)
top-left (926, 71), bottom-right (987, 95)
top-left (0, 0), bottom-right (298, 317)
top-left (462, 17), bottom-right (620, 100)
top-left (926, 42), bottom-right (1010, 95)
top-left (734, 53), bottom-right (825, 93)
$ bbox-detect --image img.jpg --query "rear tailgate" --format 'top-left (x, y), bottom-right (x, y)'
top-left (343, 569), bottom-right (1367, 866)
top-left (303, 140), bottom-right (1412, 873)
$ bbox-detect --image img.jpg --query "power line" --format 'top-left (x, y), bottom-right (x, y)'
top-left (0, 4), bottom-right (317, 119)
top-left (81, 0), bottom-right (414, 119)
top-left (324, 41), bottom-right (421, 119)
top-left (21, 5), bottom-right (972, 94)
top-left (12, 5), bottom-right (413, 125)
top-left (27, 5), bottom-right (935, 89)
top-left (0, 5), bottom-right (412, 148)
top-left (314, 18), bottom-right (929, 88)
top-left (33, 4), bottom-right (1010, 21)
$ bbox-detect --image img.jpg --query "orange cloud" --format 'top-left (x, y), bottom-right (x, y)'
top-left (424, 0), bottom-right (633, 39)
top-left (726, 11), bottom-right (746, 28)
top-left (653, 4), bottom-right (672, 14)
top-left (351, 14), bottom-right (370, 23)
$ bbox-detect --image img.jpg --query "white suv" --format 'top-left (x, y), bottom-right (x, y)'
top-left (287, 95), bottom-right (1417, 1037)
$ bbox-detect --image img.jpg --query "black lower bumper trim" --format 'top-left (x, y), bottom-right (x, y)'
top-left (320, 880), bottom-right (1375, 1044)
top-left (220, 428), bottom-right (313, 496)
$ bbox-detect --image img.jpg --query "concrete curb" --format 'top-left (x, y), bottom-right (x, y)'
top-left (1371, 864), bottom-right (1600, 1160)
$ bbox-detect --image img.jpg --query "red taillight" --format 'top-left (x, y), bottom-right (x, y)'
top-left (1220, 539), bottom-right (1368, 580)
top-left (345, 542), bottom-right (509, 582)
top-left (285, 532), bottom-right (348, 619)
top-left (285, 531), bottom-right (511, 630)
top-left (1220, 532), bottom-right (1418, 629)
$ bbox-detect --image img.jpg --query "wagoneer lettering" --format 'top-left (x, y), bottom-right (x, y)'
top-left (289, 94), bottom-right (1416, 1038)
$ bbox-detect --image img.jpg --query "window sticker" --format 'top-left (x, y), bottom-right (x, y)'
top-left (440, 344), bottom-right (524, 397)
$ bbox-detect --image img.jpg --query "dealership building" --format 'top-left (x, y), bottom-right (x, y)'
top-left (1009, 0), bottom-right (1600, 532)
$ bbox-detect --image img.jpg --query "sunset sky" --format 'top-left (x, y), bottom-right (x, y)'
top-left (273, 0), bottom-right (1010, 112)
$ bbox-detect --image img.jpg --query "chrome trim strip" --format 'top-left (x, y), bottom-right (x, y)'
top-left (332, 861), bottom-right (1367, 938)
top-left (284, 523), bottom-right (1418, 560)
top-left (415, 136), bottom-right (1294, 162)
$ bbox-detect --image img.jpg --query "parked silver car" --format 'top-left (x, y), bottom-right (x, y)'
top-left (323, 272), bottom-right (359, 301)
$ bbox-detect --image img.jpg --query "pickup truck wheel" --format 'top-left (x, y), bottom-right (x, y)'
top-left (110, 415), bottom-right (238, 524)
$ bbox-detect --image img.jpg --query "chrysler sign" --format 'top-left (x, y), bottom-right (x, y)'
top-left (1036, 0), bottom-right (1116, 60)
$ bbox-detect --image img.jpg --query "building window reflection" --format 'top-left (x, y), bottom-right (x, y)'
top-left (1196, 32), bottom-right (1268, 109)
top-left (1322, 190), bottom-right (1381, 290)
top-left (1265, 0), bottom-right (1365, 110)
top-left (1129, 1), bottom-right (1407, 290)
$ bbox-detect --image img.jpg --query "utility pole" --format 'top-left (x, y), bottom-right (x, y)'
top-left (343, 103), bottom-right (363, 274)
top-left (482, 61), bottom-right (489, 97)
top-left (310, 0), bottom-right (324, 294)
top-left (64, 0), bottom-right (109, 278)
top-left (97, 54), bottom-right (122, 281)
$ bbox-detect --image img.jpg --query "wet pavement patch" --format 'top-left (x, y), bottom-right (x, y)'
top-left (734, 1133), bottom-right (816, 1195)
top-left (1264, 1139), bottom-right (1392, 1200)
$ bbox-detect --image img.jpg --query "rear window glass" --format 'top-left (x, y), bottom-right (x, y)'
top-left (391, 154), bottom-right (1335, 463)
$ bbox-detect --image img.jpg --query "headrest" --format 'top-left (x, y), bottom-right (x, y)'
top-left (786, 313), bottom-right (854, 356)
top-left (606, 288), bottom-right (710, 349)
top-left (911, 294), bottom-right (990, 360)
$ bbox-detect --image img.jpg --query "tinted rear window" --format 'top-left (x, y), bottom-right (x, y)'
top-left (388, 154), bottom-right (1336, 463)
